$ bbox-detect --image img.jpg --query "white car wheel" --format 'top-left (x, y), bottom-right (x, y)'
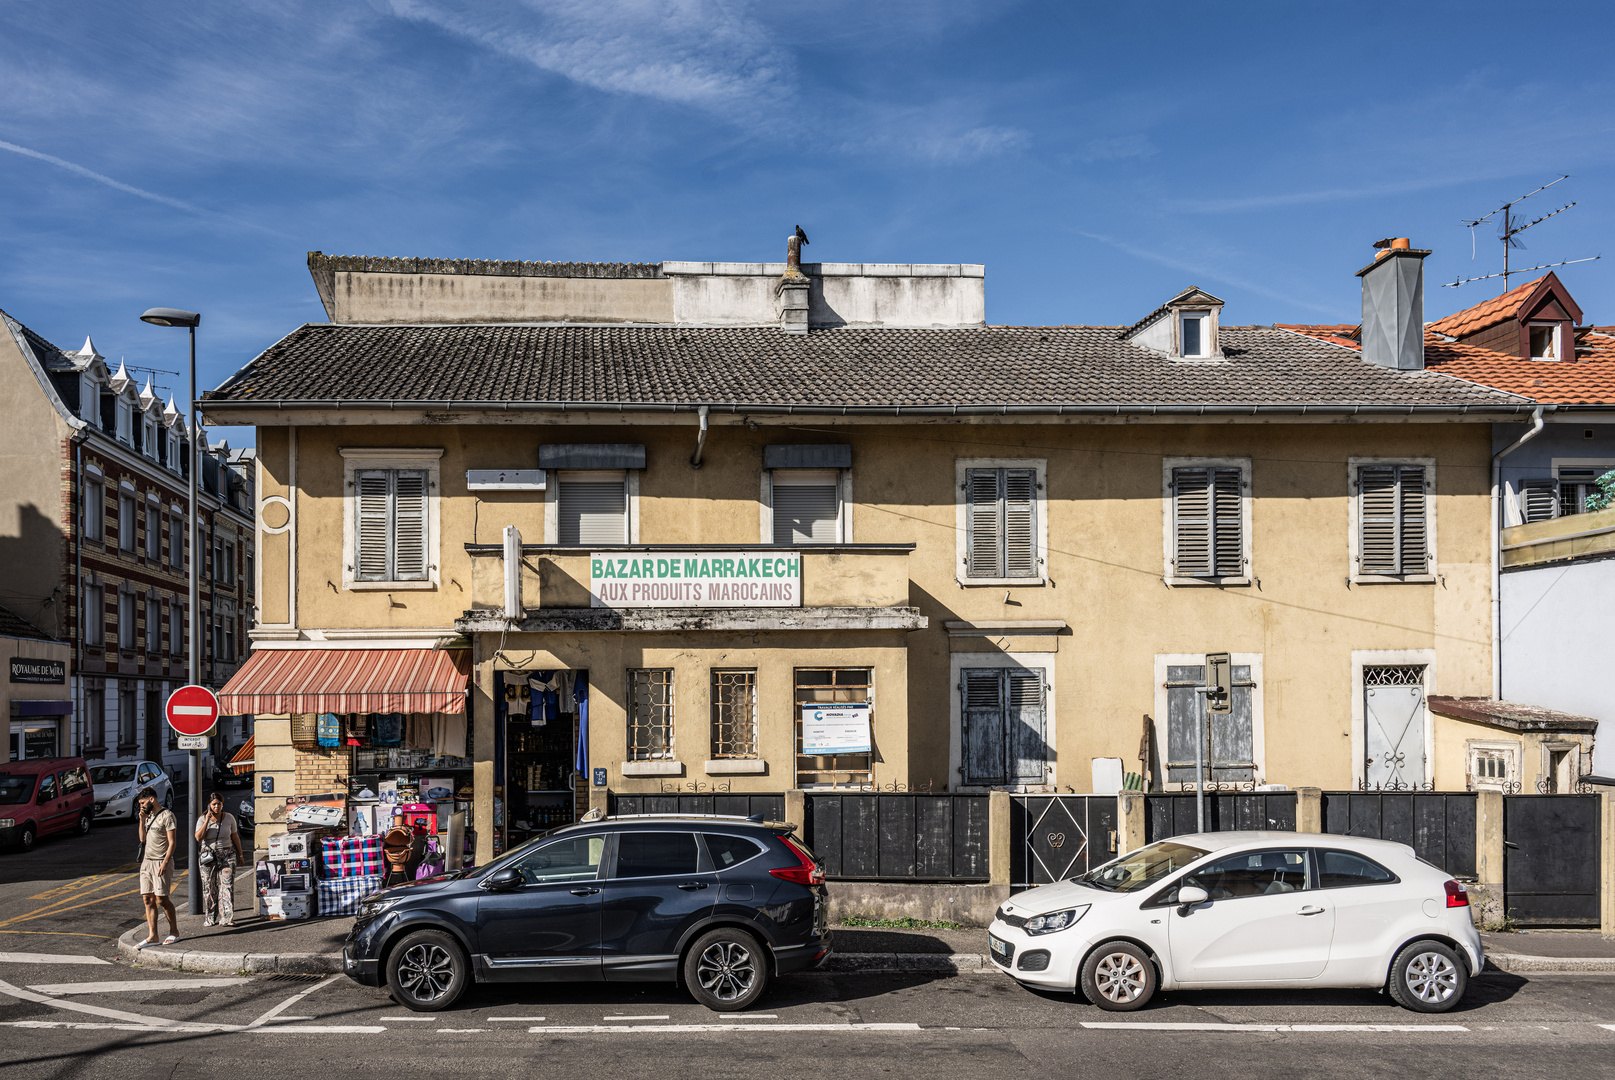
top-left (1080, 941), bottom-right (1156, 1011)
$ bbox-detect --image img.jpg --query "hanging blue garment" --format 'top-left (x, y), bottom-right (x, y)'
top-left (529, 671), bottom-right (558, 725)
top-left (573, 670), bottom-right (589, 776)
top-left (316, 712), bottom-right (342, 748)
top-left (373, 712), bottom-right (404, 747)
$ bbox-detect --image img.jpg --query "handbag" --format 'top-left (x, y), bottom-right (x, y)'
top-left (199, 846), bottom-right (216, 869)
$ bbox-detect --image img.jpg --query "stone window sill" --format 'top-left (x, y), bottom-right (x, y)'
top-left (622, 760), bottom-right (683, 777)
top-left (705, 759), bottom-right (766, 775)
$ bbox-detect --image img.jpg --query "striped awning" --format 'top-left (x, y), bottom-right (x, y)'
top-left (217, 649), bottom-right (470, 715)
top-left (228, 735), bottom-right (255, 775)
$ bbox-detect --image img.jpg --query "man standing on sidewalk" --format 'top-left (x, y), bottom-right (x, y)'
top-left (135, 787), bottom-right (179, 947)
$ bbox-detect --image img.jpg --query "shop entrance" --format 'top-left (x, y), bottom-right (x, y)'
top-left (498, 670), bottom-right (588, 854)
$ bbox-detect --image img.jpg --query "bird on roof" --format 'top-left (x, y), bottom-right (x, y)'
top-left (795, 225), bottom-right (809, 246)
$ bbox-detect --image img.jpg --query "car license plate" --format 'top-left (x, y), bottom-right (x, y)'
top-left (989, 935), bottom-right (1009, 958)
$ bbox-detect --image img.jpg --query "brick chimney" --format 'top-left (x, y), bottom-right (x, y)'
top-left (1356, 237), bottom-right (1430, 370)
top-left (774, 230), bottom-right (810, 334)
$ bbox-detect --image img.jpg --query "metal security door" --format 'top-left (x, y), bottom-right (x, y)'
top-left (1165, 666), bottom-right (1255, 785)
top-left (1504, 795), bottom-right (1601, 926)
top-left (1364, 668), bottom-right (1425, 789)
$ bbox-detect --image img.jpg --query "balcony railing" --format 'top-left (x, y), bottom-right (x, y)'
top-left (1502, 508), bottom-right (1615, 568)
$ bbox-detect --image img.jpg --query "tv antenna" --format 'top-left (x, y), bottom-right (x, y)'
top-left (1445, 175), bottom-right (1599, 292)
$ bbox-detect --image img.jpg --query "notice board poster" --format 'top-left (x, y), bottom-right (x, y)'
top-left (801, 704), bottom-right (872, 755)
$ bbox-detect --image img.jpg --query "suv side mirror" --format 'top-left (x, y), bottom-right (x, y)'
top-left (1176, 885), bottom-right (1209, 915)
top-left (484, 867), bottom-right (522, 892)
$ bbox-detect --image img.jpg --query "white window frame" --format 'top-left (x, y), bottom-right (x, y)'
top-left (1347, 457), bottom-right (1436, 584)
top-left (544, 469), bottom-right (639, 545)
top-left (949, 650), bottom-right (1058, 792)
top-left (118, 489), bottom-right (137, 553)
top-left (1349, 649), bottom-right (1436, 789)
top-left (339, 448), bottom-right (443, 590)
top-left (1178, 310), bottom-right (1211, 358)
top-left (1151, 653), bottom-right (1267, 788)
top-left (144, 499), bottom-right (160, 560)
top-left (169, 511), bottom-right (185, 569)
top-left (759, 468), bottom-right (849, 545)
top-left (84, 477), bottom-right (104, 542)
top-left (954, 457), bottom-right (1048, 586)
top-left (1161, 457), bottom-right (1252, 586)
top-left (1528, 321), bottom-right (1562, 361)
top-left (1465, 738), bottom-right (1521, 792)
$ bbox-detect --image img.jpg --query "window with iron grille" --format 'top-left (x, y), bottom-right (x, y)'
top-left (1170, 463), bottom-right (1246, 579)
top-left (794, 668), bottom-right (872, 788)
top-left (1356, 464), bottom-right (1429, 576)
top-left (710, 669), bottom-right (758, 759)
top-left (353, 468), bottom-right (429, 581)
top-left (628, 668), bottom-right (674, 760)
top-left (964, 466), bottom-right (1040, 579)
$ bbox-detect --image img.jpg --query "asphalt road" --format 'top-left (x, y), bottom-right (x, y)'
top-left (3, 822), bottom-right (1615, 1078)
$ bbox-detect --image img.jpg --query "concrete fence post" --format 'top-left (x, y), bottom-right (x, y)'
top-left (1602, 788), bottom-right (1615, 937)
top-left (785, 789), bottom-right (806, 838)
top-left (1296, 787), bottom-right (1323, 833)
top-left (1474, 789), bottom-right (1506, 928)
top-left (989, 790), bottom-right (1011, 888)
top-left (1117, 792), bottom-right (1146, 854)
top-left (589, 784), bottom-right (608, 820)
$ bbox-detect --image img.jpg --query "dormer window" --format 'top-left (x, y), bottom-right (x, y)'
top-left (1121, 287), bottom-right (1224, 360)
top-left (1529, 323), bottom-right (1561, 361)
top-left (1180, 312), bottom-right (1210, 358)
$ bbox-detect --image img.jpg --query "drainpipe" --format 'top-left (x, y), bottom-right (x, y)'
top-left (689, 405), bottom-right (710, 469)
top-left (74, 436), bottom-right (84, 754)
top-left (1491, 405), bottom-right (1547, 699)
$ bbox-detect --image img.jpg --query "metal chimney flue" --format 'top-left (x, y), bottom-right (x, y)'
top-left (1357, 238), bottom-right (1430, 370)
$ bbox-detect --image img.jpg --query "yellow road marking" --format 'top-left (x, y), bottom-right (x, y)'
top-left (0, 870), bottom-right (187, 929)
top-left (28, 867), bottom-right (138, 902)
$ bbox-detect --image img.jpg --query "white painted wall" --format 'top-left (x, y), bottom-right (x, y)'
top-left (1500, 558), bottom-right (1615, 725)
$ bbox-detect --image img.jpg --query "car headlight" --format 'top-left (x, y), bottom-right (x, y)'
top-left (115, 787), bottom-right (132, 800)
top-left (1024, 906), bottom-right (1089, 936)
top-left (356, 896), bottom-right (399, 919)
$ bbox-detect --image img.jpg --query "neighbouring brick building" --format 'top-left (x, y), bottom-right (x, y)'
top-left (0, 309), bottom-right (256, 778)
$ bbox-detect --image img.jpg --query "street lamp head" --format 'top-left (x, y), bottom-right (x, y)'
top-left (140, 307), bottom-right (201, 328)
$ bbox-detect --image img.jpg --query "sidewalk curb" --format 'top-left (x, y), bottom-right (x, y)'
top-left (1487, 953), bottom-right (1615, 974)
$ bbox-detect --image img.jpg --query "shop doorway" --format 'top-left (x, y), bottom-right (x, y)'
top-left (9, 720), bottom-right (60, 761)
top-left (498, 670), bottom-right (587, 853)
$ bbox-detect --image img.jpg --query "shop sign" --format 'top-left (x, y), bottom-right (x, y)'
top-left (590, 552), bottom-right (800, 608)
top-left (801, 705), bottom-right (872, 755)
top-left (9, 658), bottom-right (65, 684)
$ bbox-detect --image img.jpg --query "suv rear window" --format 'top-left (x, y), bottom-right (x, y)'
top-left (703, 832), bottom-right (764, 870)
top-left (615, 832), bottom-right (700, 878)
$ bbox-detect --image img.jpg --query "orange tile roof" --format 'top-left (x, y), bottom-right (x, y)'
top-left (1426, 276), bottom-right (1546, 338)
top-left (1581, 328), bottom-right (1615, 361)
top-left (1279, 323), bottom-right (1615, 406)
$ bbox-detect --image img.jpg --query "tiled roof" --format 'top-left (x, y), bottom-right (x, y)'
top-left (202, 323), bottom-right (1530, 413)
top-left (0, 603), bottom-right (57, 642)
top-left (1581, 328), bottom-right (1615, 361)
top-left (1427, 276), bottom-right (1545, 338)
top-left (1280, 324), bottom-right (1615, 406)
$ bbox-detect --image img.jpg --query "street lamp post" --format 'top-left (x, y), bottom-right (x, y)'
top-left (140, 307), bottom-right (203, 913)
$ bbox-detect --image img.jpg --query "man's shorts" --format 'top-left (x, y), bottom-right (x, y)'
top-left (139, 860), bottom-right (172, 896)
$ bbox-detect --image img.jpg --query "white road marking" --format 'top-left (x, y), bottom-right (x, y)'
top-left (529, 1023), bottom-right (924, 1034)
top-left (28, 978), bottom-right (252, 995)
top-left (0, 953), bottom-right (111, 966)
top-left (1599, 1024), bottom-right (1615, 1032)
top-left (1080, 1022), bottom-right (1468, 1033)
top-left (487, 1017), bottom-right (547, 1022)
top-left (728, 1014), bottom-right (779, 1019)
top-left (437, 1028), bottom-right (488, 1033)
top-left (251, 1025), bottom-right (388, 1034)
top-left (378, 1015), bottom-right (442, 1021)
top-left (244, 974), bottom-right (342, 1030)
top-left (0, 975), bottom-right (220, 1031)
top-left (0, 1021), bottom-right (175, 1032)
top-left (604, 1014), bottom-right (670, 1021)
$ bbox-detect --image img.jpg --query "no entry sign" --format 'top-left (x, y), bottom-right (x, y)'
top-left (165, 684), bottom-right (220, 738)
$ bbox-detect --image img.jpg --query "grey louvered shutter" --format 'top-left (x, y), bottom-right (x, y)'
top-left (1211, 667), bottom-right (1255, 782)
top-left (966, 469), bottom-right (1003, 577)
top-left (1172, 468), bottom-right (1212, 577)
top-left (1397, 466), bottom-right (1427, 573)
top-left (354, 470), bottom-right (391, 581)
top-left (1006, 669), bottom-right (1047, 784)
top-left (1004, 469), bottom-right (1037, 578)
top-left (1211, 468), bottom-right (1243, 576)
top-left (961, 669), bottom-right (1006, 786)
top-left (771, 477), bottom-right (840, 544)
top-left (1358, 466), bottom-right (1398, 574)
top-left (559, 478), bottom-right (628, 545)
top-left (1520, 480), bottom-right (1558, 524)
top-left (392, 470), bottom-right (428, 580)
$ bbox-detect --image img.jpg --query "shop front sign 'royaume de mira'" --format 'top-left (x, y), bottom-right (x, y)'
top-left (590, 552), bottom-right (802, 608)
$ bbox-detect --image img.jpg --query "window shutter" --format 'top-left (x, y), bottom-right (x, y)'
top-left (1005, 670), bottom-right (1047, 784)
top-left (966, 469), bottom-right (1003, 577)
top-left (1358, 466), bottom-right (1398, 574)
top-left (961, 670), bottom-right (1006, 786)
top-left (392, 471), bottom-right (428, 580)
top-left (558, 478), bottom-right (628, 545)
top-left (1211, 468), bottom-right (1243, 576)
top-left (1520, 480), bottom-right (1558, 524)
top-left (1397, 466), bottom-right (1427, 573)
top-left (354, 470), bottom-right (392, 580)
top-left (1004, 469), bottom-right (1037, 578)
top-left (1172, 468), bottom-right (1212, 577)
top-left (771, 476), bottom-right (840, 545)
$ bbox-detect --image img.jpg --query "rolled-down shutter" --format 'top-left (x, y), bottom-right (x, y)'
top-left (559, 478), bottom-right (628, 545)
top-left (771, 472), bottom-right (840, 544)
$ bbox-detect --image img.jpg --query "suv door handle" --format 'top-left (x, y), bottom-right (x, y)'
top-left (1297, 905), bottom-right (1326, 916)
top-left (677, 881), bottom-right (709, 891)
top-left (569, 887), bottom-right (600, 896)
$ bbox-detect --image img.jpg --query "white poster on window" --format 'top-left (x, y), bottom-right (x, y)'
top-left (801, 704), bottom-right (872, 755)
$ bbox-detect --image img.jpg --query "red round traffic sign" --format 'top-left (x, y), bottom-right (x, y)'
top-left (165, 685), bottom-right (220, 737)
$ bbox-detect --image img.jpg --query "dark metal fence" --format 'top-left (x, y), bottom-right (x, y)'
top-left (1145, 792), bottom-right (1297, 842)
top-left (804, 793), bottom-right (990, 882)
top-left (1320, 791), bottom-right (1476, 878)
top-left (610, 792), bottom-right (786, 822)
top-left (1504, 794), bottom-right (1600, 926)
top-left (1010, 795), bottom-right (1119, 891)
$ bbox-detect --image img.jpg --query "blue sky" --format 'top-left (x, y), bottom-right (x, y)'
top-left (3, 0), bottom-right (1613, 448)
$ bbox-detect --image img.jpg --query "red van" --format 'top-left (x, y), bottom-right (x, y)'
top-left (0, 757), bottom-right (95, 852)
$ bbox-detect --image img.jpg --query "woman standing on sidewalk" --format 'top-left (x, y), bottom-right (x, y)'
top-left (194, 792), bottom-right (244, 927)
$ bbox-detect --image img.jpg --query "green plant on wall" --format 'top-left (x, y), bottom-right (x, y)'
top-left (1586, 470), bottom-right (1615, 513)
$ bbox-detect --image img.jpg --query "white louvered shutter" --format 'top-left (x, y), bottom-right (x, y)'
top-left (1397, 466), bottom-right (1427, 573)
top-left (559, 478), bottom-right (628, 545)
top-left (771, 471), bottom-right (841, 545)
top-left (966, 469), bottom-right (1003, 577)
top-left (1004, 469), bottom-right (1037, 578)
top-left (1173, 468), bottom-right (1212, 576)
top-left (392, 470), bottom-right (429, 580)
top-left (354, 470), bottom-right (392, 581)
top-left (1520, 480), bottom-right (1558, 524)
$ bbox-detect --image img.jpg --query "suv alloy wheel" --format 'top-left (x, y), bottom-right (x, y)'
top-left (386, 929), bottom-right (470, 1011)
top-left (684, 928), bottom-right (769, 1012)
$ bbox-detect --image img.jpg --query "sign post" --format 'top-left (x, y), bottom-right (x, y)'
top-left (166, 684), bottom-right (219, 910)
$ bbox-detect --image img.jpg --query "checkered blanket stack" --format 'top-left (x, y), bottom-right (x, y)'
top-left (316, 873), bottom-right (384, 916)
top-left (321, 834), bottom-right (384, 878)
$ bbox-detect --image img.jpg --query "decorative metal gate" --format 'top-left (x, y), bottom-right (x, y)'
top-left (1363, 665), bottom-right (1426, 788)
top-left (1010, 795), bottom-right (1118, 891)
top-left (1504, 794), bottom-right (1601, 926)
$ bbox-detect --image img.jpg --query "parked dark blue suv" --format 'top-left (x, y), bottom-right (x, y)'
top-left (343, 814), bottom-right (830, 1011)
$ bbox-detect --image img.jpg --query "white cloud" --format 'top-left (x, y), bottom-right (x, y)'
top-left (1078, 231), bottom-right (1337, 314)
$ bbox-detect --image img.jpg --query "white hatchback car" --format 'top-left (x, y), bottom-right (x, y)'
top-left (90, 761), bottom-right (174, 821)
top-left (989, 831), bottom-right (1483, 1013)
